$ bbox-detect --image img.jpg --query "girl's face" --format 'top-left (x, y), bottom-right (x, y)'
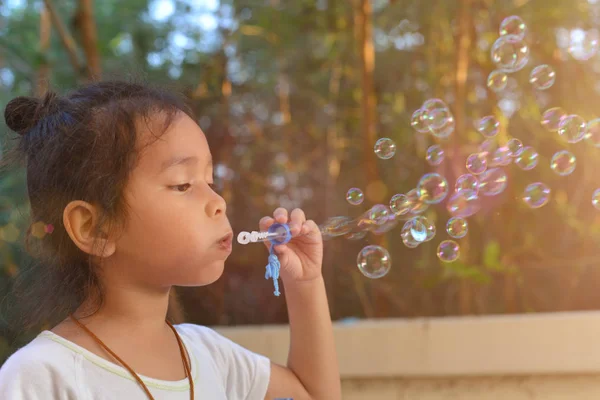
top-left (109, 112), bottom-right (232, 288)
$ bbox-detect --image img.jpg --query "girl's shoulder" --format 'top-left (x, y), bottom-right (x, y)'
top-left (0, 332), bottom-right (81, 397)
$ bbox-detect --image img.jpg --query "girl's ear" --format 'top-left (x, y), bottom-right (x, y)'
top-left (63, 200), bottom-right (116, 258)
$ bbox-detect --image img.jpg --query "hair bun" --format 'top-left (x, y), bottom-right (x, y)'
top-left (4, 96), bottom-right (42, 135)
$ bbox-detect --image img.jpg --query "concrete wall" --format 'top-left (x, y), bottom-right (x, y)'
top-left (215, 311), bottom-right (600, 399)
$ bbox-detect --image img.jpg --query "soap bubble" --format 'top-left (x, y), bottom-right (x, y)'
top-left (487, 70), bottom-right (508, 92)
top-left (374, 138), bottom-right (396, 159)
top-left (426, 144), bottom-right (445, 166)
top-left (529, 64), bottom-right (556, 90)
top-left (523, 182), bottom-right (551, 208)
top-left (357, 245), bottom-right (391, 279)
top-left (455, 174), bottom-right (479, 194)
top-left (447, 189), bottom-right (481, 218)
top-left (367, 204), bottom-right (391, 225)
top-left (499, 15), bottom-right (527, 40)
top-left (406, 188), bottom-right (429, 214)
top-left (490, 146), bottom-right (512, 166)
top-left (478, 168), bottom-right (508, 196)
top-left (417, 173), bottom-right (449, 204)
top-left (430, 115), bottom-right (456, 139)
top-left (321, 216), bottom-right (355, 238)
top-left (466, 152), bottom-right (488, 175)
top-left (416, 215), bottom-right (436, 242)
top-left (585, 118), bottom-right (600, 148)
top-left (479, 138), bottom-right (498, 154)
top-left (515, 146), bottom-right (539, 170)
top-left (593, 189), bottom-right (600, 210)
top-left (421, 99), bottom-right (453, 131)
top-left (346, 188), bottom-right (364, 205)
top-left (568, 29), bottom-right (599, 61)
top-left (346, 231), bottom-right (367, 241)
top-left (446, 217), bottom-right (468, 239)
top-left (507, 138), bottom-right (524, 156)
top-left (550, 150), bottom-right (576, 176)
top-left (411, 108), bottom-right (430, 133)
top-left (541, 107), bottom-right (567, 132)
top-left (558, 115), bottom-right (586, 143)
top-left (491, 34), bottom-right (530, 72)
top-left (477, 116), bottom-right (500, 138)
top-left (402, 217), bottom-right (428, 243)
top-left (390, 194), bottom-right (411, 215)
top-left (437, 240), bottom-right (460, 262)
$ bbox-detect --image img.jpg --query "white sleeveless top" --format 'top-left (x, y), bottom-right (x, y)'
top-left (0, 323), bottom-right (270, 399)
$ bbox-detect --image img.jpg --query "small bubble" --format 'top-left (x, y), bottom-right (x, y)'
top-left (430, 115), bottom-right (456, 139)
top-left (437, 240), bottom-right (460, 262)
top-left (507, 138), bottom-right (524, 156)
top-left (529, 64), bottom-right (556, 90)
top-left (593, 189), bottom-right (600, 210)
top-left (426, 144), bottom-right (445, 166)
top-left (346, 188), bottom-right (364, 205)
top-left (522, 182), bottom-right (551, 208)
top-left (390, 194), bottom-right (411, 215)
top-left (479, 138), bottom-right (498, 154)
top-left (446, 217), bottom-right (468, 239)
top-left (455, 174), bottom-right (479, 194)
top-left (541, 107), bottom-right (567, 132)
top-left (491, 34), bottom-right (530, 73)
top-left (406, 188), bottom-right (429, 214)
top-left (585, 118), bottom-right (600, 147)
top-left (447, 189), bottom-right (481, 218)
top-left (374, 138), bottom-right (397, 159)
top-left (466, 153), bottom-right (488, 175)
top-left (417, 173), bottom-right (449, 204)
top-left (367, 204), bottom-right (391, 225)
top-left (558, 115), bottom-right (586, 143)
top-left (515, 146), bottom-right (538, 170)
top-left (568, 29), bottom-right (599, 61)
top-left (487, 70), bottom-right (508, 92)
top-left (550, 150), bottom-right (576, 176)
top-left (411, 108), bottom-right (430, 133)
top-left (499, 15), bottom-right (527, 40)
top-left (490, 146), bottom-right (512, 166)
top-left (402, 217), bottom-right (428, 243)
top-left (477, 116), bottom-right (500, 138)
top-left (357, 245), bottom-right (391, 279)
top-left (421, 99), bottom-right (453, 131)
top-left (478, 168), bottom-right (508, 196)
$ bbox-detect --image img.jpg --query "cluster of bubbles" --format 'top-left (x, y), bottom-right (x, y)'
top-left (329, 16), bottom-right (600, 280)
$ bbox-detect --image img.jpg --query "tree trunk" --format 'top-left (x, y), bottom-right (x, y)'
top-left (454, 0), bottom-right (474, 315)
top-left (36, 5), bottom-right (51, 96)
top-left (76, 0), bottom-right (101, 80)
top-left (42, 0), bottom-right (82, 79)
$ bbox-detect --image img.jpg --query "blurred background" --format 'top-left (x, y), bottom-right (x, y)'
top-left (2, 0), bottom-right (600, 368)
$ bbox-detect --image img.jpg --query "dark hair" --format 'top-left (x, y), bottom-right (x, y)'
top-left (1, 79), bottom-right (194, 331)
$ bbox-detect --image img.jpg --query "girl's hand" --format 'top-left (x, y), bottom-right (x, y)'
top-left (259, 208), bottom-right (323, 284)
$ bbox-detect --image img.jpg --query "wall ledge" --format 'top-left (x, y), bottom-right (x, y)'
top-left (214, 311), bottom-right (600, 378)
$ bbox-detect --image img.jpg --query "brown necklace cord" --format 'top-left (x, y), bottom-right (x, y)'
top-left (68, 314), bottom-right (194, 400)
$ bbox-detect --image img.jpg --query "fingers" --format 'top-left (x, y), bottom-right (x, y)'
top-left (273, 207), bottom-right (288, 224)
top-left (259, 216), bottom-right (274, 232)
top-left (259, 208), bottom-right (309, 239)
top-left (289, 208), bottom-right (306, 236)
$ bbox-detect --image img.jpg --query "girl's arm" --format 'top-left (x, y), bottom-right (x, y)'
top-left (265, 276), bottom-right (342, 400)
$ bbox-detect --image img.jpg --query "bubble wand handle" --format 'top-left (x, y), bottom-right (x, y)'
top-left (237, 223), bottom-right (297, 245)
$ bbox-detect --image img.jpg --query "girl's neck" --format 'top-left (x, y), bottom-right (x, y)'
top-left (73, 282), bottom-right (173, 336)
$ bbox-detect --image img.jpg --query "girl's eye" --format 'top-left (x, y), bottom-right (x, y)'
top-left (172, 183), bottom-right (191, 192)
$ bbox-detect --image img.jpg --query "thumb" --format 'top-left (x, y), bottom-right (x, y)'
top-left (273, 244), bottom-right (289, 266)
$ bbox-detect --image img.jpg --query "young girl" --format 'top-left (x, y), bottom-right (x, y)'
top-left (0, 81), bottom-right (341, 399)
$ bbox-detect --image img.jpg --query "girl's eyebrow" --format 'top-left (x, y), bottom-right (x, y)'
top-left (159, 155), bottom-right (213, 174)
